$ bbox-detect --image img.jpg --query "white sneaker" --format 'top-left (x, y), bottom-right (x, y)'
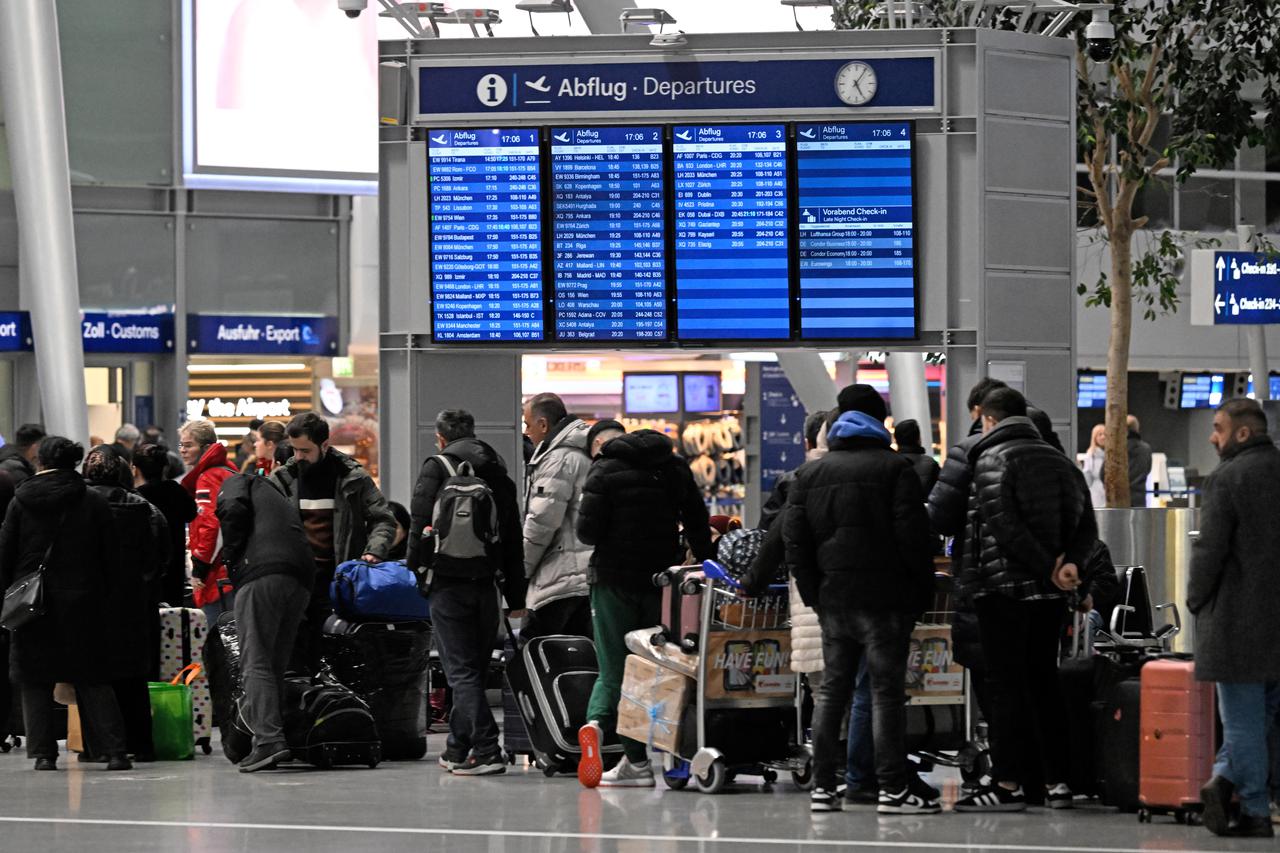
top-left (598, 757), bottom-right (655, 788)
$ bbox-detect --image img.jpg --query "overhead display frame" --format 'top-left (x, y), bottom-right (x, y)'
top-left (413, 48), bottom-right (938, 347)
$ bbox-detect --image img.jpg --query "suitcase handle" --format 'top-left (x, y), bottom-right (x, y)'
top-left (171, 663), bottom-right (203, 686)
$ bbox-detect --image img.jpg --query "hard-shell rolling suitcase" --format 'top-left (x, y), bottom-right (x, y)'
top-left (504, 634), bottom-right (621, 776)
top-left (1138, 658), bottom-right (1215, 823)
top-left (158, 606), bottom-right (213, 755)
top-left (1096, 676), bottom-right (1143, 812)
top-left (321, 616), bottom-right (430, 761)
top-left (652, 566), bottom-right (705, 653)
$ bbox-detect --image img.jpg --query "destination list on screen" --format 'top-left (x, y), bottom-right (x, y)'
top-left (428, 128), bottom-right (544, 342)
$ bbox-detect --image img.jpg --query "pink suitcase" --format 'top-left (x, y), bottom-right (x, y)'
top-left (1138, 658), bottom-right (1216, 823)
top-left (652, 566), bottom-right (705, 653)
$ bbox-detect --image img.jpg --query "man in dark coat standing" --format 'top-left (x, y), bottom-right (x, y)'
top-left (783, 384), bottom-right (936, 815)
top-left (1127, 414), bottom-right (1153, 508)
top-left (952, 387), bottom-right (1096, 813)
top-left (893, 419), bottom-right (939, 494)
top-left (1192, 398), bottom-right (1280, 838)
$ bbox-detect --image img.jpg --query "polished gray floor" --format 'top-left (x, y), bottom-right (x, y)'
top-left (0, 737), bottom-right (1270, 853)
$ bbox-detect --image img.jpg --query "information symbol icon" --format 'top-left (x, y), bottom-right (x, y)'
top-left (476, 74), bottom-right (508, 108)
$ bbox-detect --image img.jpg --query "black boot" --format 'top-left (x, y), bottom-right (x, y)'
top-left (1229, 813), bottom-right (1275, 838)
top-left (33, 758), bottom-right (56, 771)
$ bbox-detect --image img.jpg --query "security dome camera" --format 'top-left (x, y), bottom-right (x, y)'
top-left (338, 0), bottom-right (367, 18)
top-left (1085, 9), bottom-right (1115, 61)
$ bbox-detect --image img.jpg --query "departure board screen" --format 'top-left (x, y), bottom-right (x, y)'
top-left (795, 122), bottom-right (917, 340)
top-left (550, 127), bottom-right (666, 341)
top-left (673, 124), bottom-right (790, 341)
top-left (427, 128), bottom-right (543, 342)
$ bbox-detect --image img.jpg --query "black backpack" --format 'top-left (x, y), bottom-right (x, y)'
top-left (429, 456), bottom-right (499, 576)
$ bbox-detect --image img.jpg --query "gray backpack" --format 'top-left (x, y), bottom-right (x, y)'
top-left (430, 456), bottom-right (499, 574)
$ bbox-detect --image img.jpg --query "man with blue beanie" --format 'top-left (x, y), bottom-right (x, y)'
top-left (782, 384), bottom-right (935, 814)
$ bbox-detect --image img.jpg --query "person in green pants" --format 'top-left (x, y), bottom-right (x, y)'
top-left (574, 420), bottom-right (714, 788)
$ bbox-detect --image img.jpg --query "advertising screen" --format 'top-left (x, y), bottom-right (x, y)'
top-left (672, 124), bottom-right (790, 341)
top-left (683, 373), bottom-right (722, 414)
top-left (623, 373), bottom-right (680, 414)
top-left (427, 128), bottom-right (544, 342)
top-left (1077, 372), bottom-right (1107, 409)
top-left (795, 122), bottom-right (916, 339)
top-left (550, 127), bottom-right (667, 342)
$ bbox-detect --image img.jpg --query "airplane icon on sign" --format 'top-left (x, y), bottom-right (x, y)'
top-left (431, 134), bottom-right (448, 145)
top-left (675, 130), bottom-right (691, 141)
top-left (525, 75), bottom-right (551, 93)
top-left (799, 128), bottom-right (816, 139)
top-left (554, 132), bottom-right (569, 143)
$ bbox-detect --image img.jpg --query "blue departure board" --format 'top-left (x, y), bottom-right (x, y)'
top-left (550, 127), bottom-right (666, 341)
top-left (427, 128), bottom-right (543, 342)
top-left (673, 124), bottom-right (790, 341)
top-left (795, 122), bottom-right (917, 340)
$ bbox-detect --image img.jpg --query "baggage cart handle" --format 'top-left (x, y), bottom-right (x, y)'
top-left (701, 560), bottom-right (787, 593)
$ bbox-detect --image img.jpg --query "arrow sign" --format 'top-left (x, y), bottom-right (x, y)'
top-left (1217, 256), bottom-right (1226, 281)
top-left (1215, 294), bottom-right (1225, 315)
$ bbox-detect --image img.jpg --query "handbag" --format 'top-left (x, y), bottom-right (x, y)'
top-left (0, 515), bottom-right (65, 631)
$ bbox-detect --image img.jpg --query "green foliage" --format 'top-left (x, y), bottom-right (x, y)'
top-left (1077, 231), bottom-right (1220, 320)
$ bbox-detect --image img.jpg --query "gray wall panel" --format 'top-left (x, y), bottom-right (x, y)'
top-left (985, 272), bottom-right (1073, 348)
top-left (984, 195), bottom-right (1073, 271)
top-left (986, 348), bottom-right (1074, 423)
top-left (984, 50), bottom-right (1072, 120)
top-left (75, 213), bottom-right (175, 309)
top-left (985, 118), bottom-right (1072, 196)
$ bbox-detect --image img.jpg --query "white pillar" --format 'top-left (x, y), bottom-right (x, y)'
top-left (1239, 225), bottom-right (1270, 401)
top-left (0, 0), bottom-right (88, 442)
top-left (775, 351), bottom-right (837, 414)
top-left (886, 351), bottom-right (933, 447)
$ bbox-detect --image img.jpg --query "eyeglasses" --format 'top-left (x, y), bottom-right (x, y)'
top-left (178, 442), bottom-right (200, 450)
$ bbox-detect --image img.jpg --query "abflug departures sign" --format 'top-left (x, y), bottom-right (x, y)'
top-left (418, 54), bottom-right (930, 345)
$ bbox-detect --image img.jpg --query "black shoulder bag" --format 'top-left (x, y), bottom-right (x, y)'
top-left (1, 516), bottom-right (65, 631)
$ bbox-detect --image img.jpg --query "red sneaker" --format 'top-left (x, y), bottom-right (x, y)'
top-left (578, 721), bottom-right (603, 788)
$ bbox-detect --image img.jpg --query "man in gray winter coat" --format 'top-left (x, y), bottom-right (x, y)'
top-left (1191, 398), bottom-right (1280, 839)
top-left (521, 393), bottom-right (592, 639)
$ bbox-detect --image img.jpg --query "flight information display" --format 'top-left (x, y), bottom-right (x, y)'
top-left (427, 128), bottom-right (543, 342)
top-left (672, 124), bottom-right (790, 341)
top-left (550, 126), bottom-right (666, 341)
top-left (796, 122), bottom-right (917, 340)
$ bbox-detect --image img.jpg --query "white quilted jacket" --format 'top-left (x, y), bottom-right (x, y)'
top-left (789, 435), bottom-right (828, 674)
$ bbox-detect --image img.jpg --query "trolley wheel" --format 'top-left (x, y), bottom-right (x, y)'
top-left (1173, 810), bottom-right (1188, 825)
top-left (1137, 808), bottom-right (1151, 824)
top-left (200, 741), bottom-right (212, 756)
top-left (694, 759), bottom-right (729, 794)
top-left (663, 771), bottom-right (690, 790)
top-left (0, 739), bottom-right (10, 754)
top-left (791, 756), bottom-right (814, 791)
top-left (960, 749), bottom-right (991, 785)
top-left (1186, 811), bottom-right (1202, 827)
top-left (542, 761), bottom-right (560, 778)
top-left (761, 769), bottom-right (778, 785)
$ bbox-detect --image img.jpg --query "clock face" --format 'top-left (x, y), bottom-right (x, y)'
top-left (836, 61), bottom-right (878, 106)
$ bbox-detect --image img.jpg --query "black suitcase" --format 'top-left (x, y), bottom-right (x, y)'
top-left (501, 634), bottom-right (535, 762)
top-left (282, 676), bottom-right (382, 769)
top-left (321, 616), bottom-right (430, 761)
top-left (1095, 676), bottom-right (1142, 811)
top-left (504, 634), bottom-right (622, 775)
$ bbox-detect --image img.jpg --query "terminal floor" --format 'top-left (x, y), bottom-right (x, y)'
top-left (0, 738), bottom-right (1271, 853)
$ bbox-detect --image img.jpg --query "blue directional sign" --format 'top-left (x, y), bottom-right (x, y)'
top-left (760, 363), bottom-right (805, 495)
top-left (188, 314), bottom-right (338, 355)
top-left (1212, 251), bottom-right (1280, 325)
top-left (81, 311), bottom-right (174, 353)
top-left (0, 312), bottom-right (32, 352)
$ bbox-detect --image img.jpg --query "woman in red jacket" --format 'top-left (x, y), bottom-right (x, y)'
top-left (178, 419), bottom-right (238, 624)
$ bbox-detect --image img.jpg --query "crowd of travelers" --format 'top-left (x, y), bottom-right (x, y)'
top-left (0, 380), bottom-right (1273, 838)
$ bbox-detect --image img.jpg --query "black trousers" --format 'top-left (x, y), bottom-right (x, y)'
top-left (290, 571), bottom-right (335, 676)
top-left (431, 578), bottom-right (501, 757)
top-left (110, 678), bottom-right (154, 757)
top-left (22, 683), bottom-right (126, 761)
top-left (975, 594), bottom-right (1069, 788)
top-left (522, 595), bottom-right (592, 641)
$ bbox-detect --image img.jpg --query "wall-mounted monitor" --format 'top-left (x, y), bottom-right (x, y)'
top-left (1246, 374), bottom-right (1280, 400)
top-left (550, 126), bottom-right (667, 342)
top-left (682, 373), bottom-right (722, 414)
top-left (623, 373), bottom-right (680, 415)
top-left (795, 122), bottom-right (917, 340)
top-left (428, 128), bottom-right (543, 342)
top-left (672, 123), bottom-right (790, 341)
top-left (1179, 373), bottom-right (1225, 409)
top-left (1077, 371), bottom-right (1107, 409)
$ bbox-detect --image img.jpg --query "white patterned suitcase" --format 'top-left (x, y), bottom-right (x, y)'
top-left (159, 606), bottom-right (213, 754)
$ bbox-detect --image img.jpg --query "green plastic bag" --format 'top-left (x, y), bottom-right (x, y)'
top-left (149, 682), bottom-right (194, 761)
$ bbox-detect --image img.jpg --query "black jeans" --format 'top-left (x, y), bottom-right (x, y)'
top-left (813, 607), bottom-right (913, 793)
top-left (431, 577), bottom-right (501, 758)
top-left (22, 683), bottom-right (126, 761)
top-left (290, 570), bottom-right (335, 676)
top-left (522, 595), bottom-right (592, 641)
top-left (975, 594), bottom-right (1069, 787)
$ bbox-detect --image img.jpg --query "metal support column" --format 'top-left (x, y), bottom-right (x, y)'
top-left (1239, 225), bottom-right (1269, 401)
top-left (0, 0), bottom-right (88, 441)
top-left (775, 351), bottom-right (837, 414)
top-left (886, 351), bottom-right (934, 447)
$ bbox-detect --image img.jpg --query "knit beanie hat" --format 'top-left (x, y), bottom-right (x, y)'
top-left (836, 383), bottom-right (888, 422)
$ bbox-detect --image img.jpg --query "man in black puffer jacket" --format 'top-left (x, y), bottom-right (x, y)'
top-left (952, 387), bottom-right (1096, 814)
top-left (217, 471), bottom-right (315, 772)
top-left (783, 385), bottom-right (935, 815)
top-left (575, 423), bottom-right (713, 789)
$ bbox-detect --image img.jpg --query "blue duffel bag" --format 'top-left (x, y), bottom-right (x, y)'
top-left (330, 560), bottom-right (430, 622)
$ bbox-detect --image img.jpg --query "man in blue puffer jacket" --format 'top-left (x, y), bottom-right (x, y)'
top-left (782, 384), bottom-right (935, 816)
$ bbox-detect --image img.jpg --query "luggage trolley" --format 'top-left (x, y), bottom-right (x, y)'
top-left (658, 560), bottom-right (812, 794)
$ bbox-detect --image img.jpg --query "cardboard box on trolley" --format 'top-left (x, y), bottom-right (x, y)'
top-left (618, 654), bottom-right (694, 754)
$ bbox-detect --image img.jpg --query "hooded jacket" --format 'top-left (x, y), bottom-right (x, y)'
top-left (406, 436), bottom-right (526, 609)
top-left (271, 448), bottom-right (397, 566)
top-left (86, 481), bottom-right (170, 680)
top-left (1189, 436), bottom-right (1280, 682)
top-left (216, 472), bottom-right (316, 590)
top-left (0, 469), bottom-right (118, 683)
top-left (961, 416), bottom-right (1096, 601)
top-left (576, 430), bottom-right (713, 590)
top-left (782, 410), bottom-right (933, 615)
top-left (0, 446), bottom-right (34, 488)
top-left (523, 417), bottom-right (592, 611)
top-left (181, 442), bottom-right (238, 608)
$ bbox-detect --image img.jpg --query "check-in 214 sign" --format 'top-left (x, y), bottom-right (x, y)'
top-left (1211, 251), bottom-right (1280, 325)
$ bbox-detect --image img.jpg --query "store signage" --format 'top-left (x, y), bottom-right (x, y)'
top-left (760, 363), bottom-right (805, 495)
top-left (417, 57), bottom-right (936, 119)
top-left (81, 311), bottom-right (174, 353)
top-left (188, 314), bottom-right (338, 355)
top-left (186, 397), bottom-right (295, 421)
top-left (0, 312), bottom-right (33, 352)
